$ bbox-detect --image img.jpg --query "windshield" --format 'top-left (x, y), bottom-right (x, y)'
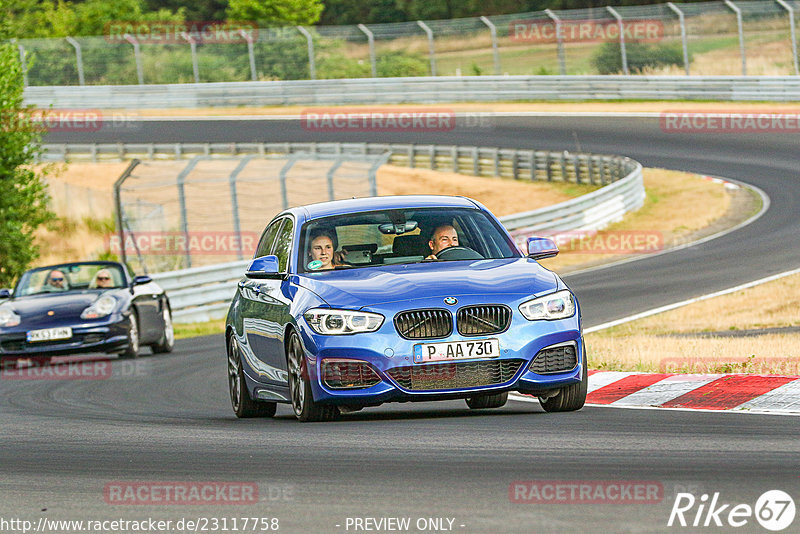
top-left (299, 208), bottom-right (520, 273)
top-left (15, 263), bottom-right (127, 296)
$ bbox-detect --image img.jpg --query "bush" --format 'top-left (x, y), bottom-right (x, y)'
top-left (592, 41), bottom-right (688, 74)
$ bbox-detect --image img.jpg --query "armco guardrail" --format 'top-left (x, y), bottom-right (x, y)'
top-left (103, 142), bottom-right (643, 323)
top-left (25, 76), bottom-right (800, 108)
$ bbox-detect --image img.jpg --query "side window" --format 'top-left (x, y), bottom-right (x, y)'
top-left (255, 219), bottom-right (284, 259)
top-left (273, 218), bottom-right (294, 272)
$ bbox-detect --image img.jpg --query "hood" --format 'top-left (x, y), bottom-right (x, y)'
top-left (294, 258), bottom-right (559, 308)
top-left (5, 291), bottom-right (104, 320)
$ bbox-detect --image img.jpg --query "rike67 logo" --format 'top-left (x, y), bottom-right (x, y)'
top-left (668, 490), bottom-right (795, 531)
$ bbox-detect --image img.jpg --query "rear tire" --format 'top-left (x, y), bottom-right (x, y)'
top-left (227, 336), bottom-right (277, 418)
top-left (119, 312), bottom-right (140, 359)
top-left (466, 391), bottom-right (508, 409)
top-left (151, 306), bottom-right (175, 354)
top-left (287, 331), bottom-right (339, 422)
top-left (539, 345), bottom-right (588, 413)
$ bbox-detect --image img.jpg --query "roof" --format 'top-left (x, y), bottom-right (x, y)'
top-left (294, 195), bottom-right (480, 220)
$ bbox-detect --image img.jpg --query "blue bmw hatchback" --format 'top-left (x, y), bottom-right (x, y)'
top-left (225, 195), bottom-right (586, 421)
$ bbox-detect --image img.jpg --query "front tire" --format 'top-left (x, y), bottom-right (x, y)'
top-left (539, 345), bottom-right (588, 413)
top-left (466, 391), bottom-right (508, 409)
top-left (119, 312), bottom-right (140, 359)
top-left (287, 331), bottom-right (339, 422)
top-left (151, 305), bottom-right (175, 354)
top-left (227, 336), bottom-right (277, 418)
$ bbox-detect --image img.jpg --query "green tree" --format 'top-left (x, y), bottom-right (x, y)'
top-left (227, 0), bottom-right (324, 26)
top-left (0, 43), bottom-right (54, 287)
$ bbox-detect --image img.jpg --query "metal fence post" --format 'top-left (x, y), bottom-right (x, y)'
top-left (776, 0), bottom-right (799, 75)
top-left (327, 159), bottom-right (343, 200)
top-left (296, 26), bottom-right (316, 80)
top-left (606, 7), bottom-right (629, 75)
top-left (367, 153), bottom-right (389, 196)
top-left (667, 2), bottom-right (690, 75)
top-left (417, 21), bottom-right (437, 76)
top-left (113, 160), bottom-right (141, 269)
top-left (725, 0), bottom-right (747, 75)
top-left (480, 16), bottom-right (501, 75)
top-left (15, 42), bottom-right (28, 87)
top-left (176, 157), bottom-right (202, 268)
top-left (229, 156), bottom-right (254, 261)
top-left (278, 158), bottom-right (294, 209)
top-left (239, 29), bottom-right (258, 81)
top-left (181, 32), bottom-right (200, 83)
top-left (123, 34), bottom-right (144, 84)
top-left (544, 10), bottom-right (566, 75)
top-left (65, 37), bottom-right (85, 85)
top-left (358, 24), bottom-right (377, 77)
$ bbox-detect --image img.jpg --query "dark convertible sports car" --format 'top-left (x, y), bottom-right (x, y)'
top-left (226, 195), bottom-right (586, 422)
top-left (0, 261), bottom-right (173, 366)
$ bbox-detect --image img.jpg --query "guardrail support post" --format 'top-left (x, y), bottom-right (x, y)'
top-left (480, 16), bottom-right (501, 75)
top-left (239, 29), bottom-right (258, 81)
top-left (123, 34), bottom-right (144, 84)
top-left (181, 32), bottom-right (200, 83)
top-left (544, 10), bottom-right (566, 75)
top-left (358, 24), bottom-right (377, 77)
top-left (417, 21), bottom-right (437, 76)
top-left (297, 26), bottom-right (316, 80)
top-left (606, 7), bottom-right (629, 75)
top-left (777, 0), bottom-right (799, 75)
top-left (725, 0), bottom-right (747, 75)
top-left (667, 2), bottom-right (690, 75)
top-left (65, 37), bottom-right (85, 86)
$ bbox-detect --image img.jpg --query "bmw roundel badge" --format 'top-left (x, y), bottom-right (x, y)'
top-left (444, 297), bottom-right (458, 305)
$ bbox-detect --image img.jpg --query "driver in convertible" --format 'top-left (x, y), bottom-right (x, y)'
top-left (43, 269), bottom-right (68, 292)
top-left (426, 224), bottom-right (459, 260)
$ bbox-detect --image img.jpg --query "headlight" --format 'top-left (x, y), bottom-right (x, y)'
top-left (0, 307), bottom-right (21, 327)
top-left (519, 290), bottom-right (576, 321)
top-left (81, 295), bottom-right (117, 319)
top-left (304, 308), bottom-right (384, 335)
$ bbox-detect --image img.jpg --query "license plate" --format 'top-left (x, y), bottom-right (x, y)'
top-left (414, 339), bottom-right (500, 363)
top-left (26, 327), bottom-right (73, 343)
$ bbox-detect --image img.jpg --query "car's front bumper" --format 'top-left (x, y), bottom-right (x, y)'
top-left (0, 314), bottom-right (130, 358)
top-left (297, 314), bottom-right (583, 405)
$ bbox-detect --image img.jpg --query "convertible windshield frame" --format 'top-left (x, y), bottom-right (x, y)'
top-left (14, 262), bottom-right (130, 296)
top-left (297, 207), bottom-right (521, 274)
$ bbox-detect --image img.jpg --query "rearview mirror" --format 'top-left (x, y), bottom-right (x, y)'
top-left (378, 220), bottom-right (418, 234)
top-left (0, 288), bottom-right (11, 299)
top-left (527, 237), bottom-right (559, 260)
top-left (246, 255), bottom-right (282, 279)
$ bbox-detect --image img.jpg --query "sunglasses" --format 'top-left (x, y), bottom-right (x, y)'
top-left (50, 277), bottom-right (64, 282)
top-left (97, 276), bottom-right (111, 281)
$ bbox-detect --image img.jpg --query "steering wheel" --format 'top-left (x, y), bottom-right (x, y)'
top-left (434, 246), bottom-right (484, 261)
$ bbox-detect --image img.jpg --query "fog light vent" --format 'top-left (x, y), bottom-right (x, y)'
top-left (321, 359), bottom-right (381, 389)
top-left (530, 343), bottom-right (578, 374)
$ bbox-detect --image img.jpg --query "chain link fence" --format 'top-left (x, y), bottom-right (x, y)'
top-left (113, 153), bottom-right (382, 274)
top-left (11, 1), bottom-right (800, 86)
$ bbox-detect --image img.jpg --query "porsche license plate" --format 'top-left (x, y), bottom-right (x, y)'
top-left (26, 327), bottom-right (73, 343)
top-left (414, 339), bottom-right (499, 363)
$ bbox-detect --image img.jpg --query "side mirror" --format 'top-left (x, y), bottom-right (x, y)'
top-left (0, 288), bottom-right (11, 299)
top-left (527, 237), bottom-right (559, 260)
top-left (132, 275), bottom-right (153, 286)
top-left (246, 255), bottom-right (283, 279)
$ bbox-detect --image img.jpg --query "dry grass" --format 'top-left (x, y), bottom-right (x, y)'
top-left (587, 272), bottom-right (800, 374)
top-left (538, 168), bottom-right (732, 272)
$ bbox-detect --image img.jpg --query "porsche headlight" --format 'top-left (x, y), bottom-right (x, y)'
top-left (0, 307), bottom-right (21, 327)
top-left (81, 295), bottom-right (117, 319)
top-left (304, 308), bottom-right (384, 335)
top-left (519, 290), bottom-right (576, 321)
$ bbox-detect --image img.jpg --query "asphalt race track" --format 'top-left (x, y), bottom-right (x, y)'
top-left (0, 116), bottom-right (796, 532)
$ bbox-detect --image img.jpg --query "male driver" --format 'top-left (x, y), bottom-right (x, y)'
top-left (44, 270), bottom-right (68, 291)
top-left (426, 224), bottom-right (459, 260)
